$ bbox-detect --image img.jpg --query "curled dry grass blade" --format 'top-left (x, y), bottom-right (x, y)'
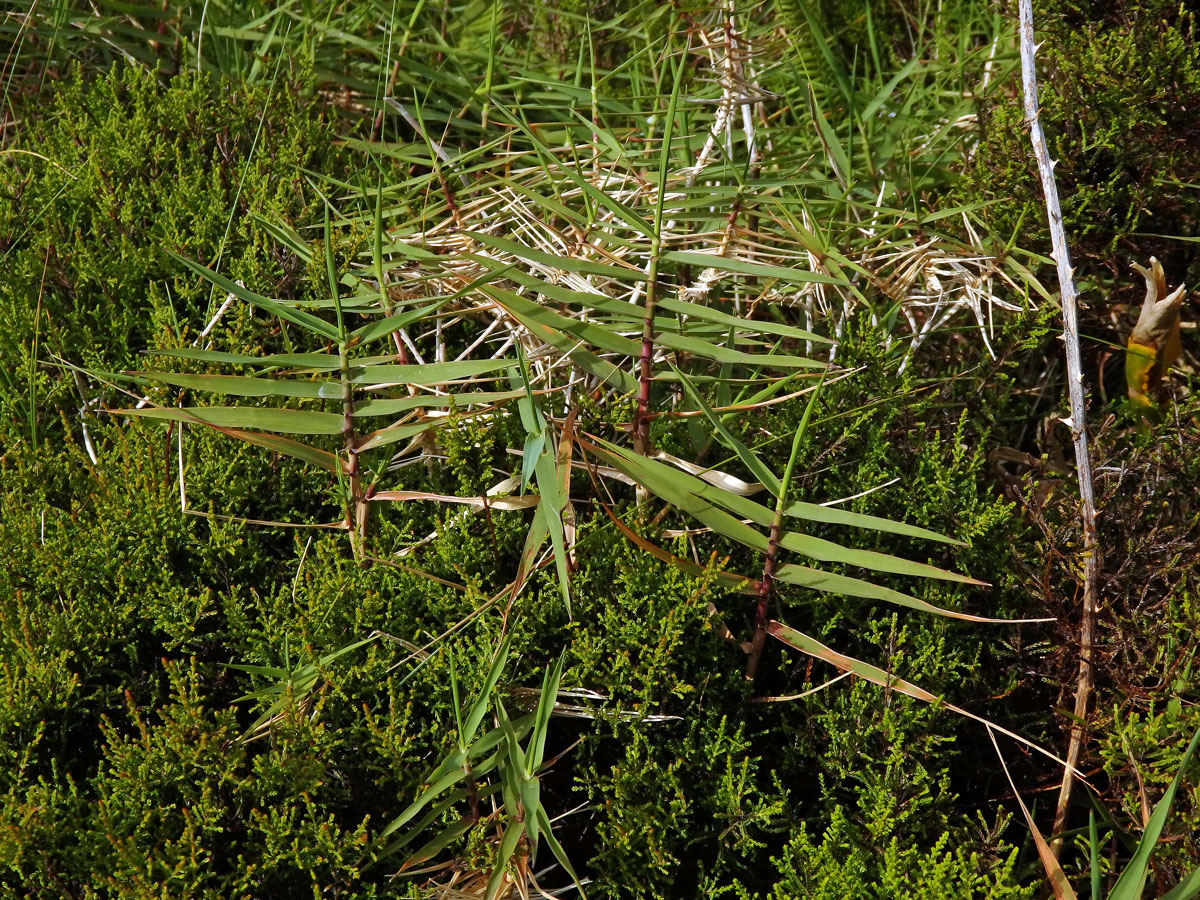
top-left (769, 622), bottom-right (1077, 773)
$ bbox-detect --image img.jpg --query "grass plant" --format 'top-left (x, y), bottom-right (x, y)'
top-left (2, 1), bottom-right (1199, 898)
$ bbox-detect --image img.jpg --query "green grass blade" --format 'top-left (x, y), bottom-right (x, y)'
top-left (783, 500), bottom-right (962, 545)
top-left (484, 821), bottom-right (524, 900)
top-left (462, 635), bottom-right (512, 741)
top-left (672, 365), bottom-right (781, 495)
top-left (767, 620), bottom-right (1076, 770)
top-left (145, 348), bottom-right (355, 369)
top-left (1161, 868), bottom-right (1200, 900)
top-left (483, 285), bottom-right (642, 357)
top-left (657, 331), bottom-right (822, 369)
top-left (528, 655), bottom-right (565, 772)
top-left (357, 419), bottom-right (444, 452)
top-left (136, 372), bottom-right (341, 400)
top-left (350, 360), bottom-right (518, 384)
top-left (487, 100), bottom-right (654, 238)
top-left (589, 437), bottom-right (978, 584)
top-left (170, 252), bottom-right (342, 341)
top-left (122, 406), bottom-right (344, 435)
top-left (349, 299), bottom-right (448, 346)
top-left (657, 296), bottom-right (830, 343)
top-left (661, 251), bottom-right (845, 286)
top-left (468, 233), bottom-right (647, 281)
top-left (535, 804), bottom-right (587, 899)
top-left (1109, 726), bottom-right (1200, 900)
top-left (774, 564), bottom-right (1035, 623)
top-left (396, 818), bottom-right (475, 871)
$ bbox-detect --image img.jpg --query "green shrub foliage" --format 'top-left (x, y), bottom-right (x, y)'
top-left (0, 63), bottom-right (339, 452)
top-left (966, 0), bottom-right (1200, 275)
top-left (2, 2), bottom-right (1198, 898)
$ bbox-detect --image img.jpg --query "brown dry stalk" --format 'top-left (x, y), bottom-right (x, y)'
top-left (743, 524), bottom-right (779, 682)
top-left (339, 342), bottom-right (367, 562)
top-left (1017, 0), bottom-right (1102, 856)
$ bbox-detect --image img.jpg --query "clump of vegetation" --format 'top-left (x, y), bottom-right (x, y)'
top-left (0, 1), bottom-right (1197, 899)
top-left (0, 63), bottom-right (344, 453)
top-left (966, 0), bottom-right (1200, 277)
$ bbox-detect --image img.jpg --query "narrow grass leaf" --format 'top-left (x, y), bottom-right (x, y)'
top-left (767, 621), bottom-right (1079, 770)
top-left (658, 331), bottom-right (823, 369)
top-left (662, 250), bottom-right (845, 286)
top-left (398, 819), bottom-right (476, 871)
top-left (536, 805), bottom-right (588, 898)
top-left (1161, 868), bottom-right (1200, 900)
top-left (350, 299), bottom-right (449, 346)
top-left (122, 406), bottom-right (344, 435)
top-left (1109, 726), bottom-right (1200, 900)
top-left (369, 490), bottom-right (538, 510)
top-left (592, 436), bottom-right (977, 584)
top-left (350, 359), bottom-right (517, 384)
top-left (784, 500), bottom-right (962, 545)
top-left (137, 372), bottom-right (341, 400)
top-left (672, 366), bottom-right (781, 495)
top-left (468, 233), bottom-right (647, 281)
top-left (146, 348), bottom-right (350, 368)
top-left (986, 728), bottom-right (1079, 900)
top-left (774, 564), bottom-right (1039, 623)
top-left (483, 285), bottom-right (642, 356)
top-left (658, 295), bottom-right (830, 343)
top-left (598, 500), bottom-right (758, 594)
top-left (358, 419), bottom-right (444, 452)
top-left (485, 821), bottom-right (524, 900)
top-left (170, 252), bottom-right (342, 341)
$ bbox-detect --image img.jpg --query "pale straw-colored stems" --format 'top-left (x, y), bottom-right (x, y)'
top-left (1017, 0), bottom-right (1101, 856)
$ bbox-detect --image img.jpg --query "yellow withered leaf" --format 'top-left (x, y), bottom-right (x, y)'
top-left (1126, 257), bottom-right (1185, 408)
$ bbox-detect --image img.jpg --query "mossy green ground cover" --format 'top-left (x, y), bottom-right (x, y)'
top-left (1, 2), bottom-right (1198, 898)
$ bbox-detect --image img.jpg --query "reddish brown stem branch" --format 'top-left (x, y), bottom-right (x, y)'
top-left (744, 522), bottom-right (782, 681)
top-left (339, 343), bottom-right (367, 562)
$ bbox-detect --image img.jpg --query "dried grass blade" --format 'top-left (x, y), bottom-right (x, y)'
top-left (767, 621), bottom-right (1080, 772)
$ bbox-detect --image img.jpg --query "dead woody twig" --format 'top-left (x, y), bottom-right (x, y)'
top-left (1017, 0), bottom-right (1102, 857)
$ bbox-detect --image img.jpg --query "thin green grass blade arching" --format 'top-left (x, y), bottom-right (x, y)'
top-left (144, 348), bottom-right (358, 369)
top-left (135, 372), bottom-right (343, 400)
top-left (1108, 725), bottom-right (1200, 900)
top-left (350, 359), bottom-right (519, 385)
top-left (1161, 868), bottom-right (1200, 900)
top-left (349, 299), bottom-right (450, 347)
top-left (467, 232), bottom-right (648, 282)
top-left (656, 295), bottom-right (829, 343)
top-left (170, 251), bottom-right (342, 342)
top-left (772, 563), bottom-right (1039, 624)
top-left (672, 364), bottom-right (781, 495)
top-left (661, 250), bottom-right (846, 287)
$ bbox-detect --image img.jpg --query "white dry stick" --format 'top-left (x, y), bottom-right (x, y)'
top-left (1018, 0), bottom-right (1101, 857)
